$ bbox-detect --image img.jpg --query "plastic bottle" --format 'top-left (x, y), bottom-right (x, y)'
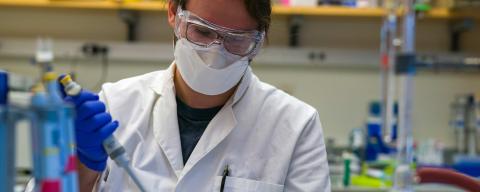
top-left (365, 102), bottom-right (383, 161)
top-left (0, 70), bottom-right (14, 192)
top-left (43, 72), bottom-right (79, 192)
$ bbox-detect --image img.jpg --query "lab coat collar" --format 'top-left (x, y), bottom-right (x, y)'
top-left (149, 62), bottom-right (184, 178)
top-left (149, 62), bottom-right (175, 96)
top-left (232, 66), bottom-right (252, 106)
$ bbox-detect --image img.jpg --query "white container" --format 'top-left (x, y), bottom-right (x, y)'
top-left (290, 0), bottom-right (318, 6)
top-left (357, 0), bottom-right (379, 8)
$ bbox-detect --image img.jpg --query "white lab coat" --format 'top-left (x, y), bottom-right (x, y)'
top-left (95, 63), bottom-right (330, 192)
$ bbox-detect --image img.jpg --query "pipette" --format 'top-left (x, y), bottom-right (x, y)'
top-left (60, 75), bottom-right (147, 192)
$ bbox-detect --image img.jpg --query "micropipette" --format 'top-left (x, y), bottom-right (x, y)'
top-left (60, 75), bottom-right (148, 192)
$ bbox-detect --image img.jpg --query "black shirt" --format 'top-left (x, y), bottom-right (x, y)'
top-left (176, 97), bottom-right (223, 164)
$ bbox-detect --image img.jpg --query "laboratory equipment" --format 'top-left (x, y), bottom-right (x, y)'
top-left (44, 72), bottom-right (79, 192)
top-left (343, 158), bottom-right (351, 187)
top-left (414, 0), bottom-right (432, 11)
top-left (33, 38), bottom-right (79, 192)
top-left (0, 72), bottom-right (68, 192)
top-left (394, 2), bottom-right (417, 189)
top-left (289, 0), bottom-right (319, 6)
top-left (350, 160), bottom-right (395, 188)
top-left (379, 0), bottom-right (398, 146)
top-left (452, 155), bottom-right (480, 178)
top-left (417, 167), bottom-right (480, 191)
top-left (60, 75), bottom-right (148, 192)
top-left (416, 139), bottom-right (444, 166)
top-left (349, 128), bottom-right (365, 160)
top-left (391, 103), bottom-right (399, 142)
top-left (29, 84), bottom-right (46, 191)
top-left (365, 102), bottom-right (395, 162)
top-left (0, 39), bottom-right (80, 192)
top-left (31, 84), bottom-right (63, 192)
top-left (476, 93), bottom-right (480, 153)
top-left (0, 38), bottom-right (149, 192)
top-left (466, 95), bottom-right (478, 156)
top-left (448, 94), bottom-right (480, 177)
top-left (451, 96), bottom-right (467, 153)
top-left (450, 94), bottom-right (480, 156)
top-left (0, 70), bottom-right (15, 192)
top-left (0, 71), bottom-right (7, 104)
top-left (383, 0), bottom-right (480, 189)
top-left (356, 0), bottom-right (378, 7)
top-left (365, 102), bottom-right (384, 161)
top-left (351, 175), bottom-right (390, 188)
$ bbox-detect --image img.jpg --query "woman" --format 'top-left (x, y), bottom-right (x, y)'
top-left (69, 0), bottom-right (330, 191)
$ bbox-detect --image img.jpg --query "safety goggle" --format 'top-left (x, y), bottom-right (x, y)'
top-left (174, 7), bottom-right (265, 58)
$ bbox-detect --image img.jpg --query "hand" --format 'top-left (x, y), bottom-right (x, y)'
top-left (64, 90), bottom-right (118, 172)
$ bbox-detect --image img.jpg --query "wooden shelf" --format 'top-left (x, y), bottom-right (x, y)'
top-left (121, 1), bottom-right (166, 11)
top-left (0, 0), bottom-right (166, 10)
top-left (0, 0), bottom-right (475, 19)
top-left (273, 6), bottom-right (453, 19)
top-left (273, 6), bottom-right (385, 17)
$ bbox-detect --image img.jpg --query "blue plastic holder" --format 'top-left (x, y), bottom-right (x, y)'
top-left (0, 71), bottom-right (7, 105)
top-left (45, 79), bottom-right (79, 192)
top-left (365, 101), bottom-right (396, 161)
top-left (0, 71), bottom-right (14, 192)
top-left (453, 156), bottom-right (480, 178)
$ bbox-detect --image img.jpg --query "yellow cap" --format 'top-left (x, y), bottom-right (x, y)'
top-left (42, 72), bottom-right (57, 82)
top-left (60, 74), bottom-right (73, 86)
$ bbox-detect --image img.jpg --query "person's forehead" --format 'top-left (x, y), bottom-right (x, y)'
top-left (185, 0), bottom-right (258, 31)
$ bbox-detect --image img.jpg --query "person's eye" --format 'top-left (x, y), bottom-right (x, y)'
top-left (229, 37), bottom-right (243, 42)
top-left (227, 36), bottom-right (250, 44)
top-left (194, 27), bottom-right (214, 37)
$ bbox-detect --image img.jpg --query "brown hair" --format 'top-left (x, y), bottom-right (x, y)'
top-left (170, 0), bottom-right (271, 34)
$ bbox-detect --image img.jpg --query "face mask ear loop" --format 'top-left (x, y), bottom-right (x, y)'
top-left (173, 5), bottom-right (182, 51)
top-left (173, 34), bottom-right (178, 50)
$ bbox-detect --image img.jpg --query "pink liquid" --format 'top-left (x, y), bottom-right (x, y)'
top-left (280, 0), bottom-right (290, 5)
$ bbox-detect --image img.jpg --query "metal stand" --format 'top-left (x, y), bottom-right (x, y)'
top-left (389, 3), bottom-right (480, 189)
top-left (380, 0), bottom-right (399, 145)
top-left (392, 0), bottom-right (416, 191)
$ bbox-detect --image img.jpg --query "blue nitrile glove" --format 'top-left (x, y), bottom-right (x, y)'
top-left (64, 90), bottom-right (118, 172)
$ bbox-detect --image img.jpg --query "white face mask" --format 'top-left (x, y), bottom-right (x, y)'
top-left (174, 38), bottom-right (249, 96)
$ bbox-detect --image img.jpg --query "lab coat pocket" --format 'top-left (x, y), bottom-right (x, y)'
top-left (214, 176), bottom-right (284, 192)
